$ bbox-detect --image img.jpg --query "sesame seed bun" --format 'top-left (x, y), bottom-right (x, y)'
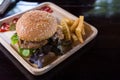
top-left (16, 10), bottom-right (57, 42)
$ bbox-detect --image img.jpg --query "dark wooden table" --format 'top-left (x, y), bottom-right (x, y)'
top-left (0, 0), bottom-right (120, 80)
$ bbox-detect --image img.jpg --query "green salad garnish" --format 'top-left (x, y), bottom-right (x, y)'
top-left (11, 33), bottom-right (18, 45)
top-left (11, 33), bottom-right (34, 57)
top-left (18, 48), bottom-right (31, 57)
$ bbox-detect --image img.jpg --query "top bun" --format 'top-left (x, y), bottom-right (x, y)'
top-left (16, 10), bottom-right (57, 42)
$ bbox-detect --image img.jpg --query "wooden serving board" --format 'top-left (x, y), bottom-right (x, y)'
top-left (0, 2), bottom-right (98, 75)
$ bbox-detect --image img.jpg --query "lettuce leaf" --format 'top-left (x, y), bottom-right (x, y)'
top-left (11, 33), bottom-right (18, 45)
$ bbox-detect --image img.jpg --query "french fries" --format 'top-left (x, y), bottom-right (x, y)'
top-left (57, 25), bottom-right (63, 29)
top-left (75, 28), bottom-right (84, 43)
top-left (59, 16), bottom-right (85, 43)
top-left (71, 33), bottom-right (78, 42)
top-left (81, 25), bottom-right (85, 35)
top-left (75, 16), bottom-right (84, 43)
top-left (63, 18), bottom-right (74, 26)
top-left (70, 18), bottom-right (79, 32)
top-left (61, 19), bottom-right (71, 41)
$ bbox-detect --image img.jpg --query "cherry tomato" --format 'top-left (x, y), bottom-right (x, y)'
top-left (0, 23), bottom-right (10, 32)
top-left (40, 6), bottom-right (53, 13)
top-left (12, 18), bottom-right (18, 24)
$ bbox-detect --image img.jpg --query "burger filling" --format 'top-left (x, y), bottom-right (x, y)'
top-left (18, 27), bottom-right (64, 49)
top-left (18, 39), bottom-right (48, 49)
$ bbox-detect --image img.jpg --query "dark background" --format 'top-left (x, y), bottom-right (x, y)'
top-left (0, 0), bottom-right (120, 80)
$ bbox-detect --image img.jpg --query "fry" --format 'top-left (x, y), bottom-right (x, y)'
top-left (57, 25), bottom-right (63, 29)
top-left (81, 25), bottom-right (85, 35)
top-left (70, 18), bottom-right (79, 32)
top-left (61, 19), bottom-right (71, 40)
top-left (71, 33), bottom-right (78, 42)
top-left (78, 16), bottom-right (84, 32)
top-left (75, 28), bottom-right (83, 43)
top-left (75, 16), bottom-right (84, 43)
top-left (63, 18), bottom-right (74, 26)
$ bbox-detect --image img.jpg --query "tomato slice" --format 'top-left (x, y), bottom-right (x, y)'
top-left (12, 18), bottom-right (18, 24)
top-left (0, 23), bottom-right (10, 32)
top-left (40, 6), bottom-right (53, 13)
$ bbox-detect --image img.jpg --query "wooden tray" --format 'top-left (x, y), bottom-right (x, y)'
top-left (0, 2), bottom-right (98, 75)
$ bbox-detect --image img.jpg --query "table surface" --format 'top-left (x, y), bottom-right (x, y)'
top-left (0, 0), bottom-right (120, 80)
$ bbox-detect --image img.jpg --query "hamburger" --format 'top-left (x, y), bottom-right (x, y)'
top-left (11, 10), bottom-right (64, 68)
top-left (16, 10), bottom-right (58, 49)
